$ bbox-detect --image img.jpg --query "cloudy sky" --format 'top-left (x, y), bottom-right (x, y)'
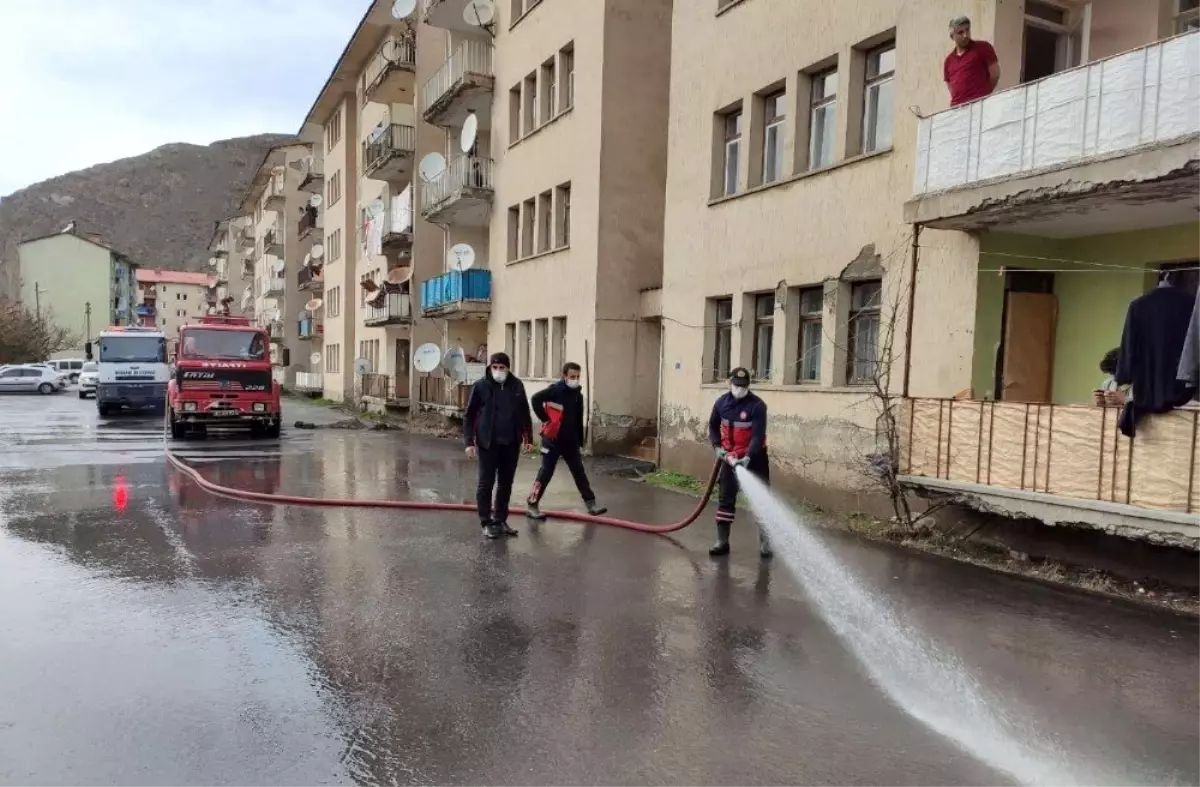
top-left (0, 0), bottom-right (366, 196)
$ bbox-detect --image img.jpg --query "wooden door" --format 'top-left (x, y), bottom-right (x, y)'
top-left (1001, 292), bottom-right (1057, 403)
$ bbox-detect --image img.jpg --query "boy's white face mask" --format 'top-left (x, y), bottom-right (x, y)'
top-left (730, 385), bottom-right (749, 400)
top-left (565, 379), bottom-right (581, 389)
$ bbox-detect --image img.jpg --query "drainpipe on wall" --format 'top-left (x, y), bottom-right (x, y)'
top-left (655, 318), bottom-right (664, 469)
top-left (901, 223), bottom-right (922, 400)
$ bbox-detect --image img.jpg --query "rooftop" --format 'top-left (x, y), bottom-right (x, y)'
top-left (136, 269), bottom-right (216, 287)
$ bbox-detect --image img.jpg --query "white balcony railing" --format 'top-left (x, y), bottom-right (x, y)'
top-left (295, 372), bottom-right (323, 392)
top-left (363, 291), bottom-right (412, 324)
top-left (365, 34), bottom-right (416, 91)
top-left (913, 31), bottom-right (1200, 197)
top-left (420, 155), bottom-right (494, 213)
top-left (420, 40), bottom-right (493, 115)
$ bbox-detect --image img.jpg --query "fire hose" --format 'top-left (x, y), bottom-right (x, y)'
top-left (165, 449), bottom-right (722, 535)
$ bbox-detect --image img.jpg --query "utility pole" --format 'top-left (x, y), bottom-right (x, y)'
top-left (34, 283), bottom-right (42, 319)
top-left (85, 302), bottom-right (92, 342)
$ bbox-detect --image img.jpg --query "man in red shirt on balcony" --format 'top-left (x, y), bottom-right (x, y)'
top-left (945, 15), bottom-right (1000, 107)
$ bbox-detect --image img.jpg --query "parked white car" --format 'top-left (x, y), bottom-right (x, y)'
top-left (78, 362), bottom-right (99, 399)
top-left (0, 365), bottom-right (68, 394)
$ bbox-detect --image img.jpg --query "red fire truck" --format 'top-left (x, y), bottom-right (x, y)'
top-left (166, 315), bottom-right (282, 439)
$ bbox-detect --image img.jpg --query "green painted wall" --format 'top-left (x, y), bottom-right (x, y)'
top-left (18, 235), bottom-right (112, 344)
top-left (972, 223), bottom-right (1198, 405)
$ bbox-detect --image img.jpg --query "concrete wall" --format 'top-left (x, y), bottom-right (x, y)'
top-left (321, 94), bottom-right (361, 402)
top-left (151, 282), bottom-right (209, 341)
top-left (660, 0), bottom-right (981, 502)
top-left (17, 234), bottom-right (113, 343)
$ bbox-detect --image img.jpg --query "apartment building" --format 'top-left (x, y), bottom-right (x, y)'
top-left (419, 0), bottom-right (673, 452)
top-left (238, 142), bottom-right (315, 387)
top-left (662, 0), bottom-right (1199, 542)
top-left (205, 216), bottom-right (252, 316)
top-left (135, 269), bottom-right (217, 343)
top-left (16, 230), bottom-right (138, 344)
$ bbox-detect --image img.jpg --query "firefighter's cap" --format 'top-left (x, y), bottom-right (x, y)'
top-left (729, 367), bottom-right (751, 387)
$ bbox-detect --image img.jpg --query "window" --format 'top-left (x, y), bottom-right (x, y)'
top-left (721, 109), bottom-right (742, 196)
top-left (1022, 1), bottom-right (1083, 81)
top-left (505, 322), bottom-right (516, 358)
top-left (327, 229), bottom-right (342, 263)
top-left (327, 171), bottom-right (342, 207)
top-left (762, 91), bottom-right (786, 184)
top-left (1178, 0), bottom-right (1200, 32)
top-left (552, 316), bottom-right (567, 372)
top-left (751, 293), bottom-right (774, 381)
top-left (797, 287), bottom-right (823, 383)
top-left (710, 297), bottom-right (733, 382)
top-left (523, 73), bottom-right (537, 134)
top-left (809, 68), bottom-right (837, 169)
top-left (509, 85), bottom-right (521, 140)
top-left (847, 280), bottom-right (882, 384)
top-left (862, 44), bottom-right (894, 153)
top-left (328, 287), bottom-right (341, 318)
top-left (327, 344), bottom-right (340, 374)
top-left (535, 318), bottom-right (549, 377)
top-left (541, 57), bottom-right (556, 123)
top-left (507, 205), bottom-right (520, 261)
top-left (537, 190), bottom-right (552, 253)
top-left (521, 198), bottom-right (535, 257)
top-left (325, 108), bottom-right (342, 151)
top-left (519, 321), bottom-right (532, 376)
top-left (511, 0), bottom-right (523, 21)
top-left (555, 183), bottom-right (571, 247)
top-left (559, 44), bottom-right (575, 112)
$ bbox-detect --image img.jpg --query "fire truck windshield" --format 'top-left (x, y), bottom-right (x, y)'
top-left (180, 329), bottom-right (267, 360)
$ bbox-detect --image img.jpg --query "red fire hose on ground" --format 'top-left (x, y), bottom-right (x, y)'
top-left (165, 449), bottom-right (722, 535)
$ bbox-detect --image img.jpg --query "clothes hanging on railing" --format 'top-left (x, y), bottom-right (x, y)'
top-left (1115, 283), bottom-right (1195, 437)
top-left (1178, 286), bottom-right (1200, 396)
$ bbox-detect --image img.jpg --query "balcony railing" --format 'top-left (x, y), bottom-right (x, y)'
top-left (420, 40), bottom-right (493, 116)
top-left (363, 291), bottom-right (412, 325)
top-left (299, 156), bottom-right (323, 192)
top-left (900, 398), bottom-right (1200, 515)
top-left (238, 226), bottom-right (255, 250)
top-left (420, 155), bottom-right (494, 213)
top-left (299, 207), bottom-right (321, 239)
top-left (294, 371), bottom-right (323, 392)
top-left (365, 35), bottom-right (416, 103)
top-left (265, 174), bottom-right (286, 207)
top-left (266, 322), bottom-right (284, 341)
top-left (298, 265), bottom-right (323, 291)
top-left (298, 318), bottom-right (323, 339)
top-left (913, 31), bottom-right (1200, 197)
top-left (362, 124), bottom-right (417, 181)
top-left (263, 274), bottom-right (285, 295)
top-left (418, 375), bottom-right (472, 412)
top-left (419, 269), bottom-right (491, 318)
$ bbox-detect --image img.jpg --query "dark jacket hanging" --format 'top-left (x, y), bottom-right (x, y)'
top-left (1115, 284), bottom-right (1195, 437)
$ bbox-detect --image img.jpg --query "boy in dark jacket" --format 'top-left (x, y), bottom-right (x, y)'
top-left (708, 367), bottom-right (772, 558)
top-left (464, 352), bottom-right (533, 539)
top-left (525, 362), bottom-right (607, 520)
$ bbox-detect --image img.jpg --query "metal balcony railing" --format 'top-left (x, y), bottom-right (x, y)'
top-left (299, 207), bottom-right (321, 238)
top-left (295, 371), bottom-right (323, 392)
top-left (420, 40), bottom-right (493, 115)
top-left (365, 34), bottom-right (416, 92)
top-left (266, 322), bottom-right (284, 340)
top-left (363, 124), bottom-right (417, 174)
top-left (298, 265), bottom-right (323, 290)
top-left (264, 274), bottom-right (285, 295)
top-left (420, 269), bottom-right (491, 312)
top-left (420, 155), bottom-right (494, 212)
top-left (363, 291), bottom-right (412, 324)
top-left (298, 318), bottom-right (324, 339)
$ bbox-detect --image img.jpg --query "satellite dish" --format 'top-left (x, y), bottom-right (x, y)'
top-left (460, 112), bottom-right (478, 154)
top-left (447, 243), bottom-right (475, 272)
top-left (418, 152), bottom-right (446, 183)
top-left (391, 0), bottom-right (416, 18)
top-left (387, 266), bottom-right (414, 285)
top-left (413, 342), bottom-right (442, 373)
top-left (309, 194), bottom-right (323, 208)
top-left (354, 357), bottom-right (372, 376)
top-left (208, 257), bottom-right (217, 268)
top-left (306, 298), bottom-right (323, 313)
top-left (463, 0), bottom-right (495, 26)
top-left (311, 244), bottom-right (325, 259)
top-left (272, 258), bottom-right (286, 273)
top-left (442, 346), bottom-right (468, 383)
top-left (310, 352), bottom-right (322, 365)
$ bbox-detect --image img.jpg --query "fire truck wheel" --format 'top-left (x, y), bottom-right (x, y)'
top-left (167, 410), bottom-right (185, 440)
top-left (264, 421), bottom-right (281, 439)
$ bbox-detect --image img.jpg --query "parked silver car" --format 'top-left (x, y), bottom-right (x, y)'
top-left (0, 365), bottom-right (68, 394)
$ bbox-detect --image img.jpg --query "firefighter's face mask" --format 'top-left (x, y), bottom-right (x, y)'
top-left (730, 385), bottom-right (749, 400)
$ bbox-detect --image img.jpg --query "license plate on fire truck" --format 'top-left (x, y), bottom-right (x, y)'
top-left (209, 409), bottom-right (238, 417)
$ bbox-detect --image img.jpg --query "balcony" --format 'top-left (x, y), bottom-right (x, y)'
top-left (266, 321), bottom-right (284, 341)
top-left (263, 226), bottom-right (283, 256)
top-left (298, 264), bottom-right (323, 291)
top-left (298, 318), bottom-right (324, 340)
top-left (265, 175), bottom-right (286, 211)
top-left (299, 156), bottom-right (323, 193)
top-left (422, 0), bottom-right (497, 35)
top-left (363, 290), bottom-right (413, 326)
top-left (238, 225), bottom-right (255, 251)
top-left (420, 155), bottom-right (494, 225)
top-left (362, 372), bottom-right (410, 404)
top-left (421, 40), bottom-right (493, 128)
top-left (907, 32), bottom-right (1200, 236)
top-left (362, 124), bottom-right (417, 184)
top-left (241, 254), bottom-right (255, 279)
top-left (420, 269), bottom-right (490, 320)
top-left (263, 274), bottom-right (285, 296)
top-left (205, 286), bottom-right (218, 305)
top-left (364, 34), bottom-right (416, 105)
top-left (294, 371), bottom-right (323, 393)
top-left (900, 398), bottom-right (1200, 547)
top-left (299, 206), bottom-right (322, 240)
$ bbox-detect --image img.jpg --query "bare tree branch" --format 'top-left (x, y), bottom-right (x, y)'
top-left (0, 300), bottom-right (80, 365)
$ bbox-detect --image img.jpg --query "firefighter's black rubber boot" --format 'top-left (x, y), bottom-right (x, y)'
top-left (759, 527), bottom-right (774, 559)
top-left (709, 522), bottom-right (732, 556)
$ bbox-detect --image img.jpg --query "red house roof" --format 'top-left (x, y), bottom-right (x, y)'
top-left (136, 269), bottom-right (216, 287)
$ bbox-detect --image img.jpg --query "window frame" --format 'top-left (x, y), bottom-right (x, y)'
top-left (712, 296), bottom-right (734, 382)
top-left (761, 91), bottom-right (786, 184)
top-left (846, 280), bottom-right (882, 385)
top-left (808, 67), bottom-right (838, 170)
top-left (796, 287), bottom-right (823, 384)
top-left (861, 43), bottom-right (895, 154)
top-left (722, 110), bottom-right (742, 196)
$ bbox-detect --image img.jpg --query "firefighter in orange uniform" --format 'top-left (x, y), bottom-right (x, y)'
top-left (708, 367), bottom-right (773, 558)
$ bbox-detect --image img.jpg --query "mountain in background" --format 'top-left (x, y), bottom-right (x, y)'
top-left (0, 133), bottom-right (296, 299)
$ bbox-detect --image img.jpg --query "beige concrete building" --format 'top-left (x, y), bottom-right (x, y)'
top-left (660, 0), bottom-right (1199, 544)
top-left (239, 143), bottom-right (315, 387)
top-left (134, 269), bottom-right (216, 346)
top-left (206, 216), bottom-right (253, 318)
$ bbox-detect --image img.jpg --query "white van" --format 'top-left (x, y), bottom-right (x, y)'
top-left (44, 358), bottom-right (87, 383)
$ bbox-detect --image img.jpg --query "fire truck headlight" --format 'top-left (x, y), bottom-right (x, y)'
top-left (252, 403), bottom-right (266, 413)
top-left (183, 401), bottom-right (197, 412)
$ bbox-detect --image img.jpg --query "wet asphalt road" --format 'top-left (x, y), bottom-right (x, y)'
top-left (0, 393), bottom-right (1196, 786)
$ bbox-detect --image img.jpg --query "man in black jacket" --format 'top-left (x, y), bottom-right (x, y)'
top-left (525, 362), bottom-right (607, 521)
top-left (464, 352), bottom-right (533, 539)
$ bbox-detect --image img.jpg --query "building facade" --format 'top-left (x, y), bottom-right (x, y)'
top-left (16, 231), bottom-right (138, 345)
top-left (134, 269), bottom-right (217, 346)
